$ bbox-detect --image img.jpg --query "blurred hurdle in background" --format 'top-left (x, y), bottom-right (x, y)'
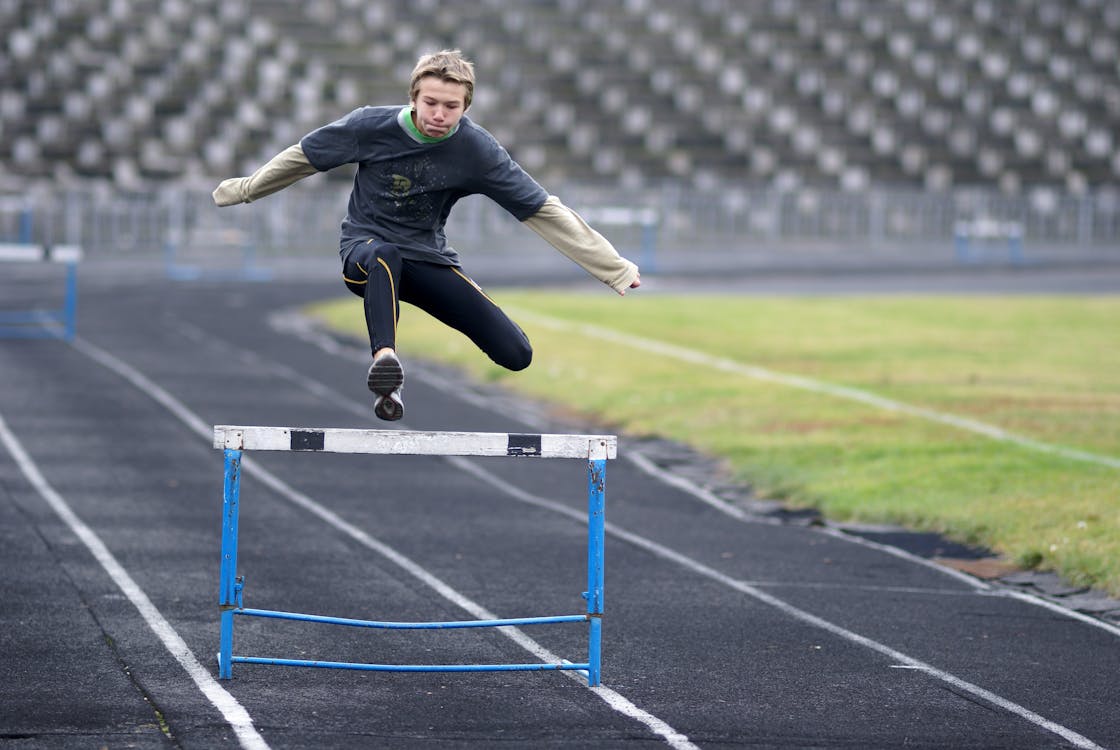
top-left (164, 194), bottom-right (271, 282)
top-left (213, 425), bottom-right (614, 686)
top-left (954, 216), bottom-right (1025, 265)
top-left (578, 205), bottom-right (659, 275)
top-left (0, 242), bottom-right (82, 340)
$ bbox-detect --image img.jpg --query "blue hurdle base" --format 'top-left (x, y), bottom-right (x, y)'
top-left (229, 656), bottom-right (592, 674)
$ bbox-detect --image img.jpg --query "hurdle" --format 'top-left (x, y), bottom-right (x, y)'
top-left (953, 217), bottom-right (1024, 265)
top-left (213, 425), bottom-right (613, 685)
top-left (0, 243), bottom-right (82, 340)
top-left (164, 197), bottom-right (271, 282)
top-left (579, 206), bottom-right (659, 274)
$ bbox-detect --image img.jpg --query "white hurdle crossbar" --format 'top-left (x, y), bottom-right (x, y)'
top-left (213, 425), bottom-right (615, 685)
top-left (0, 243), bottom-right (82, 340)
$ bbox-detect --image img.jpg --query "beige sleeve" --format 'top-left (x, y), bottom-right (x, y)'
top-left (212, 144), bottom-right (319, 206)
top-left (522, 196), bottom-right (640, 293)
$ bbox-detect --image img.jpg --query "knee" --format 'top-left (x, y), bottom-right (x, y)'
top-left (511, 346), bottom-right (533, 372)
top-left (371, 244), bottom-right (401, 267)
top-left (495, 340), bottom-right (532, 372)
top-left (349, 242), bottom-right (401, 276)
top-left (343, 242), bottom-right (402, 297)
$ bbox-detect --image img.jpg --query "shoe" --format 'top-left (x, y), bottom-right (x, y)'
top-left (367, 352), bottom-right (405, 421)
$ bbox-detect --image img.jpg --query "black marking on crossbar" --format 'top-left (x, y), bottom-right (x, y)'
top-left (507, 433), bottom-right (542, 456)
top-left (290, 430), bottom-right (326, 451)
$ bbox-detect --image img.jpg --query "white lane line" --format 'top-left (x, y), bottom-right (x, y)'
top-left (625, 448), bottom-right (993, 591)
top-left (265, 312), bottom-right (1112, 748)
top-left (74, 332), bottom-right (698, 750)
top-left (508, 307), bottom-right (1120, 471)
top-left (0, 412), bottom-right (269, 750)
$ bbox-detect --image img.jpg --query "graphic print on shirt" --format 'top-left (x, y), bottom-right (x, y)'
top-left (390, 174), bottom-right (412, 195)
top-left (383, 155), bottom-right (442, 227)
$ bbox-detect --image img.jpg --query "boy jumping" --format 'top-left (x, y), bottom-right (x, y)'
top-left (214, 49), bottom-right (640, 420)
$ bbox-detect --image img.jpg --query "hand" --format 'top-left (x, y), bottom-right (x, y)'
top-left (618, 272), bottom-right (641, 295)
top-left (212, 178), bottom-right (246, 207)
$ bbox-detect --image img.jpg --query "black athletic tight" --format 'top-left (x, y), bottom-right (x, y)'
top-left (342, 240), bottom-right (533, 371)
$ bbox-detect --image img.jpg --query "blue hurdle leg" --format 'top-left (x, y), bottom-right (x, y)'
top-left (218, 448), bottom-right (243, 679)
top-left (586, 457), bottom-right (606, 686)
top-left (62, 262), bottom-right (78, 340)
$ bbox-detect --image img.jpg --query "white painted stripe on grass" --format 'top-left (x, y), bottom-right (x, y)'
top-left (510, 307), bottom-right (1120, 470)
top-left (73, 334), bottom-right (698, 750)
top-left (0, 412), bottom-right (269, 750)
top-left (513, 311), bottom-right (1120, 640)
top-left (269, 309), bottom-right (1120, 638)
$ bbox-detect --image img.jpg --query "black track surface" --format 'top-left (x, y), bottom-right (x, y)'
top-left (1, 273), bottom-right (1118, 749)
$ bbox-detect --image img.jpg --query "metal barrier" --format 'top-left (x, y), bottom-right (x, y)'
top-left (6, 183), bottom-right (1119, 275)
top-left (213, 425), bottom-right (613, 685)
top-left (0, 243), bottom-right (82, 340)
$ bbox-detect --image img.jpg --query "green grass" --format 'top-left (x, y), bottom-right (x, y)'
top-left (306, 292), bottom-right (1120, 595)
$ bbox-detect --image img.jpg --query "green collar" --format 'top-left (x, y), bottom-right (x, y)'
top-left (398, 105), bottom-right (459, 144)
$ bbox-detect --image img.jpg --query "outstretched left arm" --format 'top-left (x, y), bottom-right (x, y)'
top-left (521, 196), bottom-right (641, 295)
top-left (212, 144), bottom-right (319, 207)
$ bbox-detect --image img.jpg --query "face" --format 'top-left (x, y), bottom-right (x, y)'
top-left (411, 77), bottom-right (468, 138)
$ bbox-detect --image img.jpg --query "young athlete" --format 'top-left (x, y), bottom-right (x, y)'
top-left (213, 49), bottom-right (640, 421)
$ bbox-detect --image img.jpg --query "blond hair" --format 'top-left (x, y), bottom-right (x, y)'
top-left (409, 49), bottom-right (475, 108)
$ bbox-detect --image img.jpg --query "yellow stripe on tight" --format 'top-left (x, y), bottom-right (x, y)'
top-left (377, 257), bottom-right (398, 340)
top-left (451, 267), bottom-right (497, 306)
top-left (343, 262), bottom-right (369, 286)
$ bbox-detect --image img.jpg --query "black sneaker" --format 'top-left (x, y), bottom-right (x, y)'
top-left (367, 353), bottom-right (405, 421)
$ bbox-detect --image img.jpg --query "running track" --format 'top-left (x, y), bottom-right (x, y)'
top-left (1, 275), bottom-right (1118, 748)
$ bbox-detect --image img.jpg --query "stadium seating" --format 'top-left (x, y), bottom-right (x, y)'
top-left (1, 0), bottom-right (1118, 192)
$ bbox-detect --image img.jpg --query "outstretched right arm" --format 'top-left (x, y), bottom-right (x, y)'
top-left (212, 144), bottom-right (319, 206)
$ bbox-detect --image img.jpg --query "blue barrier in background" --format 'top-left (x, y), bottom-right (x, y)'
top-left (0, 243), bottom-right (82, 340)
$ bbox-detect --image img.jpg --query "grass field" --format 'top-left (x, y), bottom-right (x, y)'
top-left (307, 292), bottom-right (1120, 596)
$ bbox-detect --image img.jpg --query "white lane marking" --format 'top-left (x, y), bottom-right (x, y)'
top-left (508, 306), bottom-right (1120, 471)
top-left (0, 412), bottom-right (268, 750)
top-left (998, 589), bottom-right (1120, 638)
top-left (74, 331), bottom-right (698, 750)
top-left (263, 311), bottom-right (1114, 748)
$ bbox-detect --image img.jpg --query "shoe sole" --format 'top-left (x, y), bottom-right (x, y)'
top-left (374, 393), bottom-right (404, 421)
top-left (367, 354), bottom-right (404, 397)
